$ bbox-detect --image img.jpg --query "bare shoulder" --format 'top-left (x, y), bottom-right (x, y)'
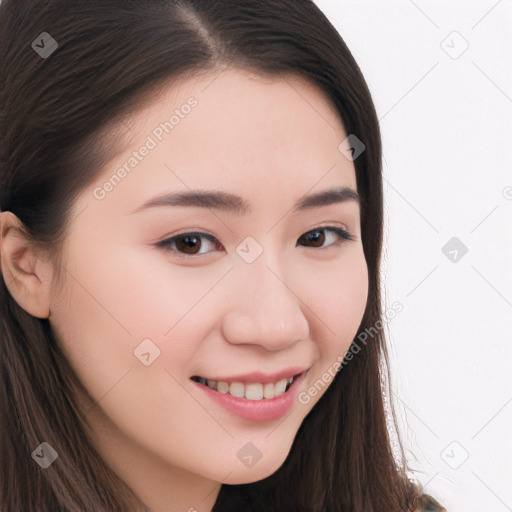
top-left (415, 493), bottom-right (447, 512)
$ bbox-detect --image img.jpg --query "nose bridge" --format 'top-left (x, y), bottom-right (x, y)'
top-left (222, 244), bottom-right (310, 348)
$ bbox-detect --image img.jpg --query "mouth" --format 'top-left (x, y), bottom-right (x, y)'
top-left (190, 373), bottom-right (302, 401)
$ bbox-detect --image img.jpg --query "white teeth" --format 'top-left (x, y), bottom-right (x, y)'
top-left (263, 382), bottom-right (275, 399)
top-left (274, 378), bottom-right (287, 396)
top-left (245, 383), bottom-right (263, 400)
top-left (217, 381), bottom-right (229, 394)
top-left (196, 375), bottom-right (297, 400)
top-left (229, 382), bottom-right (245, 398)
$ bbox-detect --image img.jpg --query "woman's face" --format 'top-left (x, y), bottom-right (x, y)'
top-left (48, 69), bottom-right (368, 506)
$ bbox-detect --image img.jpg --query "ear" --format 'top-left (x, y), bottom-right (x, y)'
top-left (0, 211), bottom-right (54, 319)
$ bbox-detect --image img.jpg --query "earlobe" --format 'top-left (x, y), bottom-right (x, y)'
top-left (0, 211), bottom-right (52, 319)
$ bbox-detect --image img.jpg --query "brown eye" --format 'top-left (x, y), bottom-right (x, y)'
top-left (297, 227), bottom-right (354, 248)
top-left (156, 232), bottom-right (221, 258)
top-left (175, 234), bottom-right (202, 255)
top-left (300, 229), bottom-right (326, 247)
top-left (155, 226), bottom-right (354, 260)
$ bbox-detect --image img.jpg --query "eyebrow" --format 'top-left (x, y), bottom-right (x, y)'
top-left (129, 186), bottom-right (360, 216)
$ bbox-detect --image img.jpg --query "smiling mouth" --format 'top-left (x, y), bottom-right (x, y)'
top-left (190, 373), bottom-right (301, 401)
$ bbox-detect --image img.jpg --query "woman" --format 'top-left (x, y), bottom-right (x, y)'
top-left (0, 0), bottom-right (445, 510)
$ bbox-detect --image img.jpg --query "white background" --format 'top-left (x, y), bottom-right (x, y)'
top-left (315, 1), bottom-right (512, 510)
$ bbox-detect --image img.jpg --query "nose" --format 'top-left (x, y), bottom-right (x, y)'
top-left (221, 254), bottom-right (310, 351)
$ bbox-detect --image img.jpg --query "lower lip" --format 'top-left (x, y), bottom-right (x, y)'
top-left (191, 372), bottom-right (305, 423)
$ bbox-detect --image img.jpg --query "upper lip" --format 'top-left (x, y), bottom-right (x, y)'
top-left (192, 366), bottom-right (309, 384)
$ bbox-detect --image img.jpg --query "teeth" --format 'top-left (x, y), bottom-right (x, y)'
top-left (245, 383), bottom-right (263, 400)
top-left (274, 378), bottom-right (287, 396)
top-left (217, 381), bottom-right (229, 394)
top-left (263, 382), bottom-right (275, 399)
top-left (195, 376), bottom-right (296, 400)
top-left (229, 382), bottom-right (245, 398)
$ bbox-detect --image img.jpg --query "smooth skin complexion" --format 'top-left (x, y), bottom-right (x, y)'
top-left (0, 69), bottom-right (368, 511)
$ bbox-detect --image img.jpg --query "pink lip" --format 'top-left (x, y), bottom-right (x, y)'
top-left (191, 371), bottom-right (306, 423)
top-left (193, 366), bottom-right (308, 384)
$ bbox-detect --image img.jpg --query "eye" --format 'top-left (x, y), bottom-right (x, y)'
top-left (155, 225), bottom-right (355, 259)
top-left (155, 231), bottom-right (222, 259)
top-left (297, 226), bottom-right (355, 248)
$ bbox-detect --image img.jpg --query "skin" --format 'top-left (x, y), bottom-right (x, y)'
top-left (0, 68), bottom-right (368, 511)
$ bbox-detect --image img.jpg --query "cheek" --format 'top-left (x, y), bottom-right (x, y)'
top-left (310, 250), bottom-right (368, 334)
top-left (48, 246), bottom-right (180, 401)
top-left (293, 250), bottom-right (368, 409)
top-left (114, 248), bottom-right (228, 333)
top-left (304, 249), bottom-right (368, 361)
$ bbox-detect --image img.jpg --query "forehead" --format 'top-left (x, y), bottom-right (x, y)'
top-left (76, 68), bottom-right (357, 219)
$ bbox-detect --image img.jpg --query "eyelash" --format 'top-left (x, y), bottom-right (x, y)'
top-left (155, 225), bottom-right (356, 260)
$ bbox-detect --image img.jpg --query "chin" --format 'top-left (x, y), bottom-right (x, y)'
top-left (219, 455), bottom-right (288, 485)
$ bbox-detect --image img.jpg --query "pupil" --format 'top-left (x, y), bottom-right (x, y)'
top-left (307, 230), bottom-right (325, 247)
top-left (177, 235), bottom-right (200, 254)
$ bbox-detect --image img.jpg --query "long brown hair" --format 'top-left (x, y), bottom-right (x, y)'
top-left (1, 1), bottom-right (426, 510)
